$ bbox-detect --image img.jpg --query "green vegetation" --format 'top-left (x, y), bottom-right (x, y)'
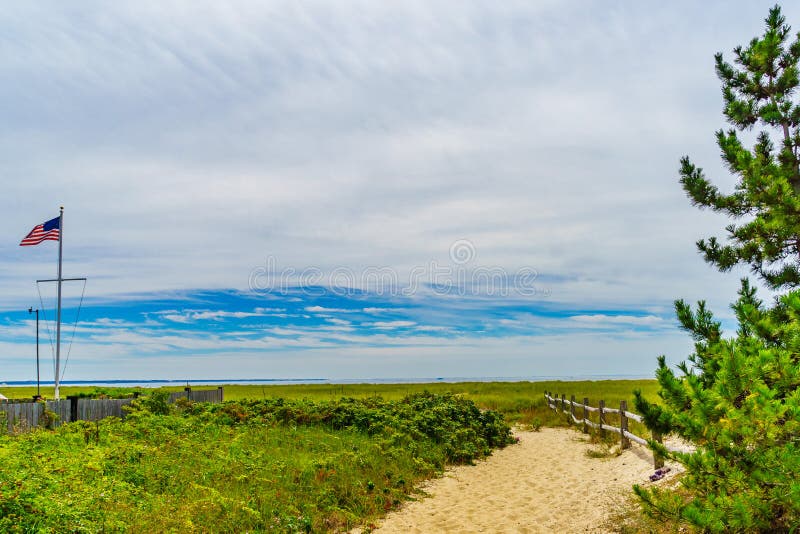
top-left (635, 6), bottom-right (800, 532)
top-left (220, 380), bottom-right (661, 425)
top-left (679, 5), bottom-right (800, 290)
top-left (0, 391), bottom-right (514, 532)
top-left (636, 284), bottom-right (800, 531)
top-left (0, 380), bottom-right (661, 531)
top-left (0, 385), bottom-right (145, 400)
top-left (1, 379), bottom-right (660, 427)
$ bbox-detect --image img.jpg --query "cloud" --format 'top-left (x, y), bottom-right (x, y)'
top-left (569, 314), bottom-right (666, 326)
top-left (415, 325), bottom-right (451, 332)
top-left (0, 1), bottom-right (783, 379)
top-left (368, 321), bottom-right (417, 329)
top-left (304, 306), bottom-right (357, 313)
top-left (156, 309), bottom-right (267, 323)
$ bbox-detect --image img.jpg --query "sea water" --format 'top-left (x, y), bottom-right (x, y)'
top-left (0, 374), bottom-right (652, 389)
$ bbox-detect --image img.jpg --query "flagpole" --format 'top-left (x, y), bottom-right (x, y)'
top-left (55, 206), bottom-right (63, 400)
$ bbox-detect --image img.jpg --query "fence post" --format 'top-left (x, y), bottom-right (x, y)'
top-left (560, 394), bottom-right (565, 412)
top-left (598, 399), bottom-right (606, 437)
top-left (218, 386), bottom-right (224, 402)
top-left (570, 395), bottom-right (576, 425)
top-left (582, 397), bottom-right (589, 433)
top-left (185, 387), bottom-right (192, 401)
top-left (620, 400), bottom-right (630, 449)
top-left (68, 396), bottom-right (78, 423)
top-left (652, 431), bottom-right (665, 469)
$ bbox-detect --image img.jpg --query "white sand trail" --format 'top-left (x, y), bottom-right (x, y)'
top-left (367, 428), bottom-right (679, 534)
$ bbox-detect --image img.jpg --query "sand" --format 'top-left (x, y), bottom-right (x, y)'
top-left (365, 428), bottom-right (681, 534)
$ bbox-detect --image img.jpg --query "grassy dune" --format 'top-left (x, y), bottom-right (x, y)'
top-left (1, 378), bottom-right (660, 422)
top-left (0, 392), bottom-right (514, 532)
top-left (1, 379), bottom-right (660, 434)
top-left (0, 380), bottom-right (661, 532)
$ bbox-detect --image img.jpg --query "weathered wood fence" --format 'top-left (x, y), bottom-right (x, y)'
top-left (0, 387), bottom-right (224, 433)
top-left (167, 387), bottom-right (224, 404)
top-left (544, 391), bottom-right (677, 468)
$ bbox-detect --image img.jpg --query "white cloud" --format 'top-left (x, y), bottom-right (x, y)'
top-left (415, 325), bottom-right (451, 332)
top-left (569, 314), bottom-right (665, 326)
top-left (156, 309), bottom-right (270, 323)
top-left (304, 306), bottom-right (357, 313)
top-left (0, 1), bottom-right (785, 379)
top-left (368, 321), bottom-right (417, 329)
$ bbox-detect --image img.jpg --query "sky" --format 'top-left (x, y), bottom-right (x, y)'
top-left (0, 1), bottom-right (795, 382)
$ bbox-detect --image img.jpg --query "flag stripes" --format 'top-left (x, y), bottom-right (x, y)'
top-left (20, 216), bottom-right (60, 246)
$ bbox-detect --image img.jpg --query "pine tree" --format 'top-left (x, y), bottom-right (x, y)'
top-left (634, 6), bottom-right (800, 531)
top-left (634, 282), bottom-right (800, 531)
top-left (681, 5), bottom-right (800, 289)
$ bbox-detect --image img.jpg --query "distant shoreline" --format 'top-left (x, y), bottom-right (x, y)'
top-left (0, 375), bottom-right (654, 388)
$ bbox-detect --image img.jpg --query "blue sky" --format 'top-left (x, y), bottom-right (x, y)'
top-left (0, 1), bottom-right (792, 381)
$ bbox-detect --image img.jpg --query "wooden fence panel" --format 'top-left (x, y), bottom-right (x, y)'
top-left (47, 400), bottom-right (71, 426)
top-left (190, 388), bottom-right (224, 403)
top-left (77, 398), bottom-right (135, 421)
top-left (1, 402), bottom-right (41, 433)
top-left (168, 391), bottom-right (188, 402)
top-left (0, 388), bottom-right (222, 433)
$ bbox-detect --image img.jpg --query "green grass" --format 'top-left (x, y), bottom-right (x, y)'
top-left (1, 379), bottom-right (658, 404)
top-left (0, 380), bottom-right (662, 531)
top-left (1, 379), bottom-right (660, 435)
top-left (0, 392), bottom-right (515, 532)
top-left (220, 379), bottom-right (661, 432)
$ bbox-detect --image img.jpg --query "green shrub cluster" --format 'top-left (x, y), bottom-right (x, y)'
top-left (184, 392), bottom-right (514, 464)
top-left (71, 387), bottom-right (144, 399)
top-left (0, 392), bottom-right (513, 532)
top-left (635, 284), bottom-right (800, 531)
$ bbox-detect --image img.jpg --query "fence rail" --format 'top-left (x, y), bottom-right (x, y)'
top-left (0, 387), bottom-right (224, 434)
top-left (544, 392), bottom-right (680, 468)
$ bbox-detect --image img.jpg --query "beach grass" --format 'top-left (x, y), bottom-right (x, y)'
top-left (0, 380), bottom-right (665, 531)
top-left (1, 378), bottom-right (659, 408)
top-left (0, 392), bottom-right (515, 532)
top-left (1, 379), bottom-right (660, 423)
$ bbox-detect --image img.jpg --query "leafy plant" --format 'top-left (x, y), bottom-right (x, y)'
top-left (139, 390), bottom-right (172, 415)
top-left (38, 405), bottom-right (59, 430)
top-left (0, 393), bottom-right (514, 532)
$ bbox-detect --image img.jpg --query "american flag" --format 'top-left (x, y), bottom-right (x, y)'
top-left (20, 216), bottom-right (60, 246)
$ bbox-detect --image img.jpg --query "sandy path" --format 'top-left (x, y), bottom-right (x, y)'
top-left (367, 428), bottom-right (679, 533)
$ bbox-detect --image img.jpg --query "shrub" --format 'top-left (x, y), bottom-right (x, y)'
top-left (635, 283), bottom-right (800, 531)
top-left (0, 393), bottom-right (514, 532)
top-left (39, 406), bottom-right (59, 430)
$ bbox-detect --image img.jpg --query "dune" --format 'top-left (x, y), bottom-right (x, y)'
top-left (364, 427), bottom-right (681, 533)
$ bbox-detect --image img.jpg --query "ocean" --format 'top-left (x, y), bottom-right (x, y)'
top-left (0, 374), bottom-right (652, 389)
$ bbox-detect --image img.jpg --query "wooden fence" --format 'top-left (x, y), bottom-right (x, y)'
top-left (0, 400), bottom-right (71, 433)
top-left (544, 391), bottom-right (680, 468)
top-left (168, 387), bottom-right (224, 404)
top-left (0, 387), bottom-right (224, 434)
